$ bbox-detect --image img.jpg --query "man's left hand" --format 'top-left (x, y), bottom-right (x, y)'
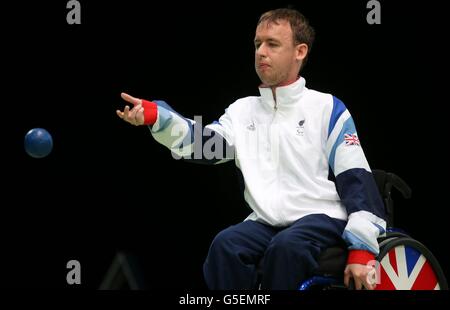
top-left (344, 263), bottom-right (377, 290)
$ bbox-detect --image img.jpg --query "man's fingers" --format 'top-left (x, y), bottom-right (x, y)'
top-left (121, 92), bottom-right (142, 106)
top-left (344, 273), bottom-right (350, 288)
top-left (363, 277), bottom-right (376, 290)
top-left (129, 105), bottom-right (140, 120)
top-left (364, 268), bottom-right (377, 290)
top-left (355, 279), bottom-right (363, 290)
top-left (117, 98), bottom-right (145, 125)
top-left (137, 107), bottom-right (145, 125)
top-left (123, 105), bottom-right (130, 122)
top-left (128, 105), bottom-right (140, 125)
top-left (119, 93), bottom-right (146, 125)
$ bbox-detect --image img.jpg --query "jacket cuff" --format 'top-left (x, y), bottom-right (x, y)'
top-left (347, 250), bottom-right (375, 265)
top-left (141, 100), bottom-right (158, 125)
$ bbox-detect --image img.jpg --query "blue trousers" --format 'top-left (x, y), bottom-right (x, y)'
top-left (203, 214), bottom-right (347, 290)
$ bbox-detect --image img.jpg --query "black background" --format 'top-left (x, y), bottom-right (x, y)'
top-left (1, 0), bottom-right (448, 290)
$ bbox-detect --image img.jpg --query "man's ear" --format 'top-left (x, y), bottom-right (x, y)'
top-left (296, 43), bottom-right (308, 62)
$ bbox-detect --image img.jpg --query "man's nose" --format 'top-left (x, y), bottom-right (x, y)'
top-left (256, 43), bottom-right (267, 58)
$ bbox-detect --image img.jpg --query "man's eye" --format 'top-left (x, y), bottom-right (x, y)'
top-left (269, 43), bottom-right (278, 47)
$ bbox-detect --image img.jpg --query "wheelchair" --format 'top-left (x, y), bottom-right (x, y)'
top-left (297, 169), bottom-right (448, 290)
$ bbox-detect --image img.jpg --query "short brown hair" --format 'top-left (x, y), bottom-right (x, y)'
top-left (257, 8), bottom-right (315, 68)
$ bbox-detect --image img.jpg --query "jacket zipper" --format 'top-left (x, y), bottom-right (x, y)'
top-left (270, 100), bottom-right (284, 224)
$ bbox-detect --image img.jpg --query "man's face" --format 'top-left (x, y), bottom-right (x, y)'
top-left (254, 20), bottom-right (302, 87)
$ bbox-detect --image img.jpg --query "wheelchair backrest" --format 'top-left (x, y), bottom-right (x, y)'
top-left (372, 169), bottom-right (412, 227)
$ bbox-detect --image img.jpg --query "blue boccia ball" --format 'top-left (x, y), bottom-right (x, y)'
top-left (24, 128), bottom-right (53, 158)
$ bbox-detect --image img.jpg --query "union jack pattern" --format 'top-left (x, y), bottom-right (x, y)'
top-left (376, 245), bottom-right (440, 290)
top-left (344, 133), bottom-right (360, 146)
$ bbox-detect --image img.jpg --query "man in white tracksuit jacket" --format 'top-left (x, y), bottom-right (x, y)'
top-left (117, 8), bottom-right (386, 290)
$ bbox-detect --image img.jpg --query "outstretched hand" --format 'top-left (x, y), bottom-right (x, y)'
top-left (116, 92), bottom-right (145, 126)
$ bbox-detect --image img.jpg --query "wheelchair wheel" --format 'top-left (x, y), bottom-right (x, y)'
top-left (376, 237), bottom-right (448, 290)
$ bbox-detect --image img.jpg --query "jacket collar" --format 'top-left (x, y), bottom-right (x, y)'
top-left (258, 77), bottom-right (306, 109)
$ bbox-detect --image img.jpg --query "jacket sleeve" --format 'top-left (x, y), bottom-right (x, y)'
top-left (147, 100), bottom-right (235, 165)
top-left (326, 96), bottom-right (387, 265)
